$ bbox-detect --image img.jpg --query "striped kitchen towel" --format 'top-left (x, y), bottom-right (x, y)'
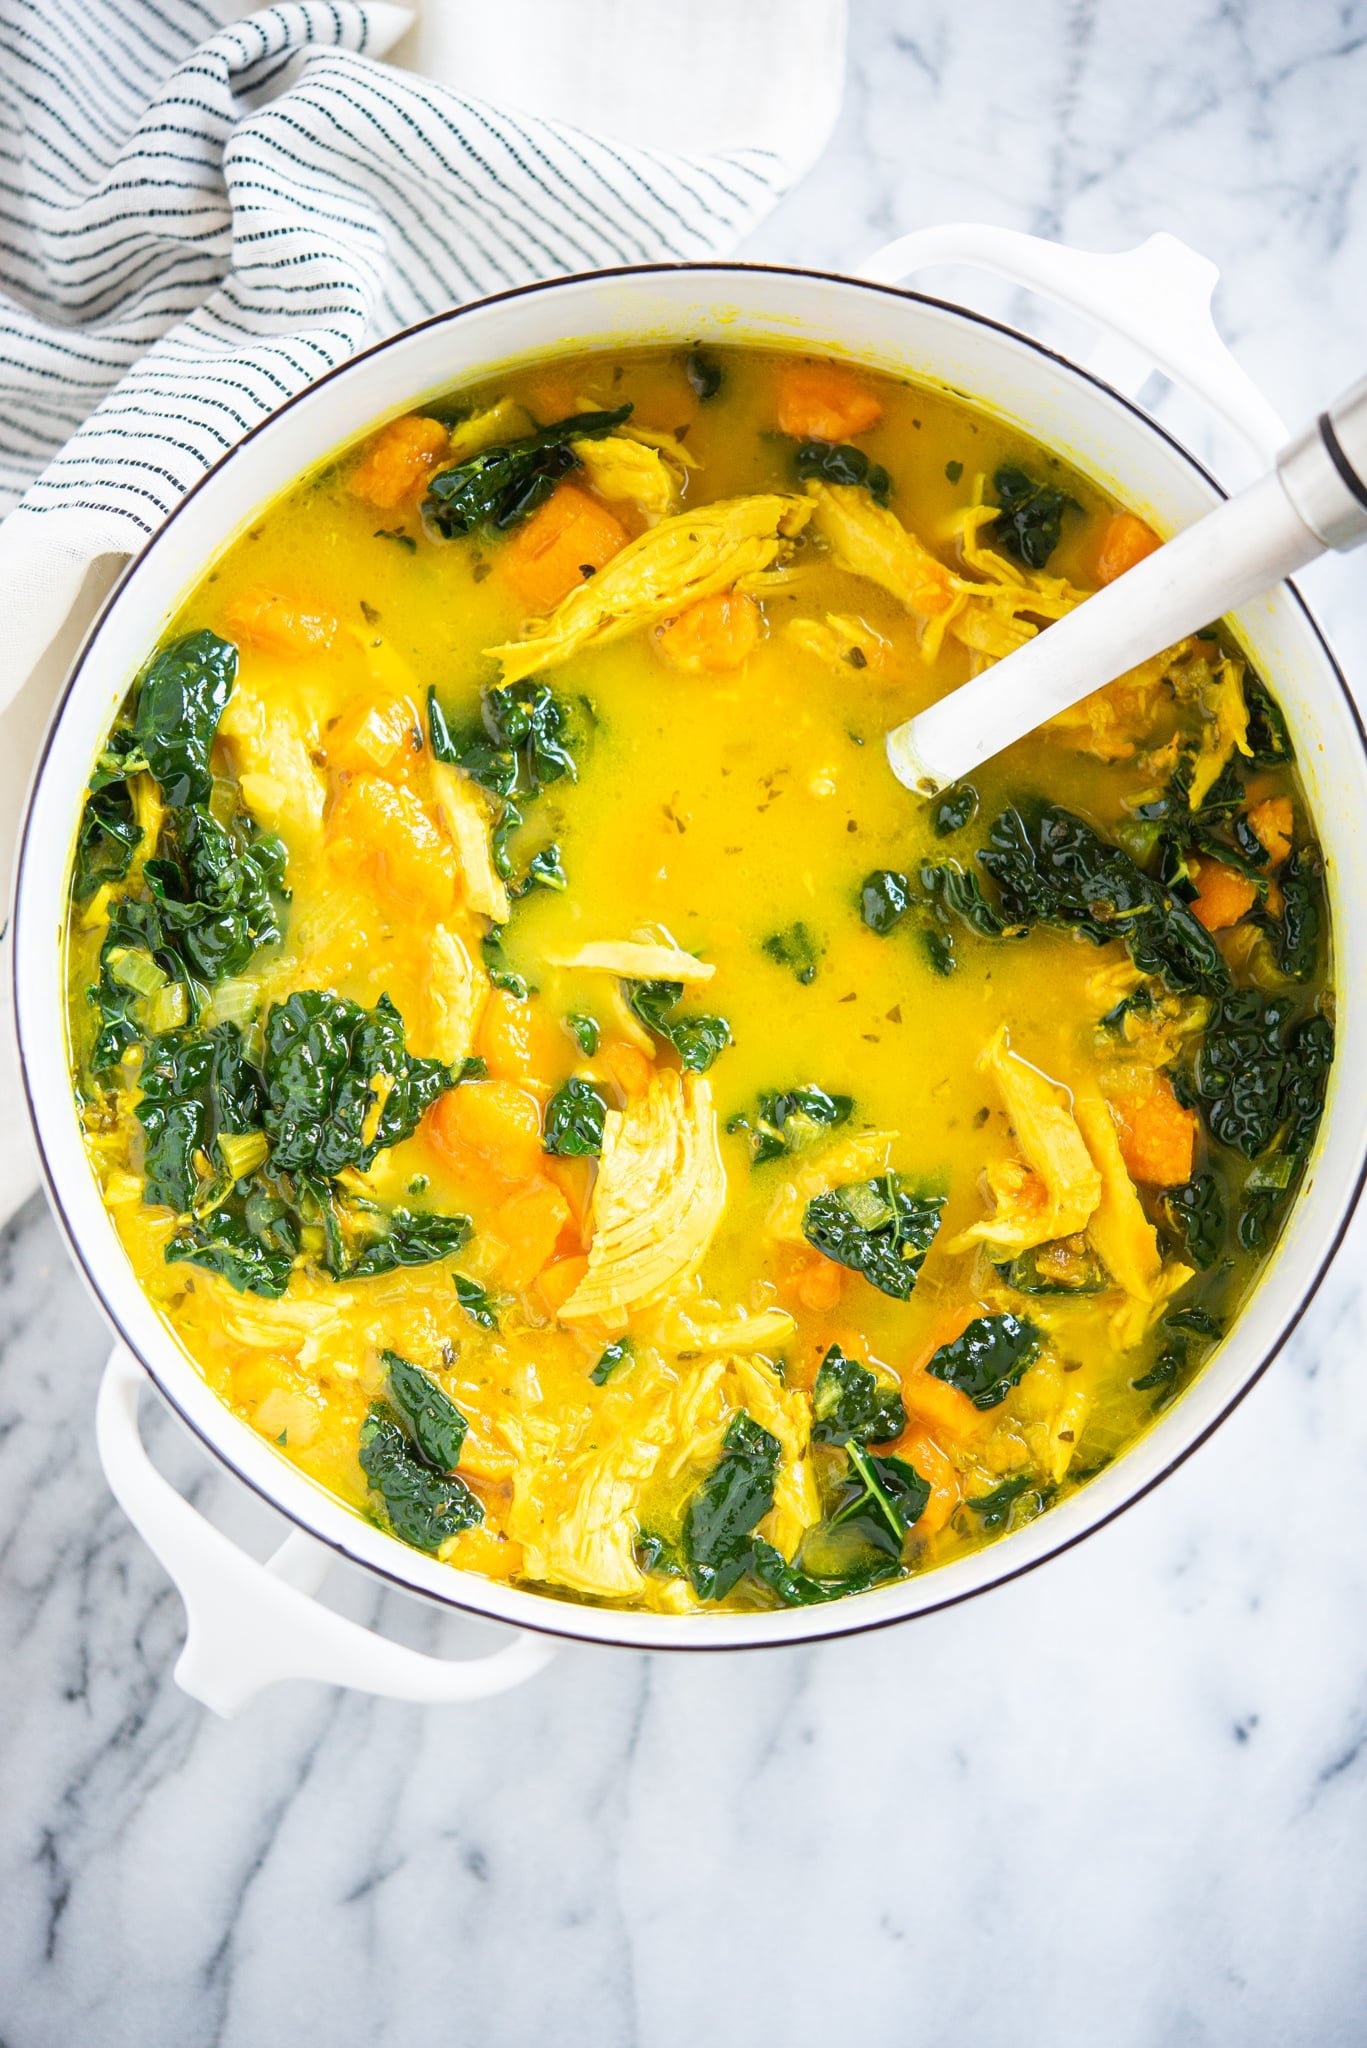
top-left (0, 0), bottom-right (846, 1223)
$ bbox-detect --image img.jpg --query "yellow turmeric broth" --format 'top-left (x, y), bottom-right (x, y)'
top-left (64, 343), bottom-right (1334, 1613)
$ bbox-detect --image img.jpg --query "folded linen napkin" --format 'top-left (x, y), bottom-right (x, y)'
top-left (0, 0), bottom-right (845, 1224)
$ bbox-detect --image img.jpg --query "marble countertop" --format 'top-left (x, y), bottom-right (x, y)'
top-left (4, 3), bottom-right (1367, 2041)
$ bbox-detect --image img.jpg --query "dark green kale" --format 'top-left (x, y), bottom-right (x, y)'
top-left (963, 1473), bottom-right (1054, 1533)
top-left (566, 1011), bottom-right (600, 1056)
top-left (810, 1343), bottom-right (906, 1446)
top-left (931, 784), bottom-right (979, 837)
top-left (359, 1407), bottom-right (483, 1552)
top-left (980, 803), bottom-right (1228, 996)
top-left (685, 351), bottom-right (723, 400)
top-left (165, 1210), bottom-right (295, 1298)
top-left (261, 990), bottom-right (452, 1177)
top-left (74, 729), bottom-right (143, 899)
top-left (142, 806), bottom-right (287, 985)
top-left (925, 1311), bottom-right (1040, 1409)
top-left (918, 859), bottom-right (1018, 939)
top-left (89, 894), bottom-right (187, 1072)
top-left (762, 921), bottom-right (823, 985)
top-left (423, 404), bottom-right (631, 537)
top-left (481, 926), bottom-right (532, 999)
top-left (989, 464), bottom-right (1075, 569)
top-left (830, 1443), bottom-right (929, 1549)
top-left (543, 1077), bottom-right (607, 1157)
top-left (802, 1174), bottom-right (944, 1301)
top-left (1265, 845), bottom-right (1323, 982)
top-left (1244, 675), bottom-right (1294, 765)
top-left (453, 1272), bottom-right (500, 1329)
top-left (1164, 1305), bottom-right (1224, 1338)
top-left (626, 979), bottom-right (731, 1072)
top-left (995, 1240), bottom-right (1108, 1294)
top-left (682, 1411), bottom-right (781, 1600)
top-left (859, 868), bottom-right (911, 935)
top-left (382, 1349), bottom-right (470, 1470)
top-left (726, 1083), bottom-right (853, 1167)
top-left (636, 1529), bottom-right (685, 1576)
top-left (590, 1338), bottom-right (632, 1386)
top-left (345, 1208), bottom-right (472, 1280)
top-left (793, 440), bottom-right (891, 504)
top-left (1131, 1344), bottom-right (1185, 1401)
top-left (135, 1024), bottom-right (264, 1212)
top-left (1189, 989), bottom-right (1296, 1158)
top-left (427, 679), bottom-right (579, 799)
top-left (1158, 1172), bottom-right (1227, 1270)
top-left (131, 630), bottom-right (238, 807)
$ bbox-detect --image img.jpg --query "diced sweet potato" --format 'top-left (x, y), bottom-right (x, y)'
top-left (1094, 512), bottom-right (1160, 584)
top-left (1111, 1073), bottom-right (1199, 1187)
top-left (477, 988), bottom-right (568, 1087)
top-left (498, 482), bottom-right (628, 614)
top-left (1248, 795), bottom-right (1294, 867)
top-left (348, 413), bottom-right (449, 510)
top-left (599, 1038), bottom-right (654, 1098)
top-left (889, 1426), bottom-right (961, 1537)
top-left (424, 1080), bottom-right (544, 1184)
top-left (776, 361), bottom-right (882, 441)
top-left (326, 691), bottom-right (417, 776)
top-left (492, 1178), bottom-right (574, 1288)
top-left (327, 774), bottom-right (454, 915)
top-left (224, 588), bottom-right (337, 655)
top-left (537, 1253), bottom-right (590, 1316)
top-left (1189, 855), bottom-right (1257, 932)
top-left (792, 1255), bottom-right (844, 1313)
top-left (655, 590), bottom-right (761, 672)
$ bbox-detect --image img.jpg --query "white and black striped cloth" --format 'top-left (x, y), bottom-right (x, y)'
top-left (0, 0), bottom-right (827, 708)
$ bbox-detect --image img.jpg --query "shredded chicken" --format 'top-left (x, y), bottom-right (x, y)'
top-left (428, 759), bottom-right (511, 924)
top-left (949, 1029), bottom-right (1102, 1254)
top-left (549, 940), bottom-right (714, 984)
top-left (1073, 1093), bottom-right (1194, 1339)
top-left (486, 493), bottom-right (811, 682)
top-left (559, 1070), bottom-right (727, 1322)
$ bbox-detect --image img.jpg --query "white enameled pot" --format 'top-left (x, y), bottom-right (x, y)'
top-left (13, 228), bottom-right (1367, 1716)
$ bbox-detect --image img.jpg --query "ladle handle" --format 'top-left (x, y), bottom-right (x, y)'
top-left (1278, 374), bottom-right (1367, 552)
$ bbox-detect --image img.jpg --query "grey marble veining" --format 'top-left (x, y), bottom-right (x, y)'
top-left (5, 2), bottom-right (1367, 2042)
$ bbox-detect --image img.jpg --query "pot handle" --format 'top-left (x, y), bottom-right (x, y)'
top-left (857, 225), bottom-right (1288, 465)
top-left (95, 1346), bottom-right (556, 1717)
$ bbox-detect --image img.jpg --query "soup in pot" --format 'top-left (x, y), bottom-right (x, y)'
top-left (64, 344), bottom-right (1333, 1613)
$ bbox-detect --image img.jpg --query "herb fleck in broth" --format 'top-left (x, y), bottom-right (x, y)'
top-left (64, 344), bottom-right (1333, 1612)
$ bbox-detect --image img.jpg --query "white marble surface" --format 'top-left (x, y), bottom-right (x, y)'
top-left (5, 3), bottom-right (1367, 2041)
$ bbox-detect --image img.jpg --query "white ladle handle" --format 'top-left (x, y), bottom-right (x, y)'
top-left (889, 375), bottom-right (1367, 796)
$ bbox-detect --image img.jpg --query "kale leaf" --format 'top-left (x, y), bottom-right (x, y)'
top-left (143, 806), bottom-right (286, 985)
top-left (726, 1083), bottom-right (853, 1167)
top-left (830, 1443), bottom-right (929, 1549)
top-left (74, 730), bottom-right (143, 900)
top-left (1266, 845), bottom-right (1323, 982)
top-left (543, 1077), bottom-right (607, 1157)
top-left (964, 1473), bottom-right (1053, 1532)
top-left (626, 979), bottom-right (731, 1072)
top-left (761, 921), bottom-right (823, 984)
top-left (136, 1024), bottom-right (263, 1212)
top-left (682, 1410), bottom-right (781, 1600)
top-left (132, 630), bottom-right (238, 807)
top-left (685, 351), bottom-right (723, 400)
top-left (345, 1208), bottom-right (472, 1280)
top-left (1189, 989), bottom-right (1298, 1158)
top-left (261, 990), bottom-right (452, 1176)
top-left (917, 859), bottom-right (1017, 939)
top-left (1244, 675), bottom-right (1294, 765)
top-left (996, 1239), bottom-right (1107, 1294)
top-left (810, 1343), bottom-right (907, 1446)
top-left (359, 1406), bottom-right (483, 1552)
top-left (424, 404), bottom-right (631, 537)
top-left (453, 1272), bottom-right (500, 1329)
top-left (793, 440), bottom-right (891, 504)
top-left (382, 1349), bottom-right (470, 1470)
top-left (590, 1338), bottom-right (632, 1386)
top-left (1158, 1172), bottom-right (1227, 1270)
top-left (566, 1011), bottom-right (600, 1056)
top-left (931, 784), bottom-right (979, 837)
top-left (980, 802), bottom-right (1228, 995)
top-left (427, 679), bottom-right (579, 799)
top-left (925, 1311), bottom-right (1040, 1409)
top-left (802, 1173), bottom-right (944, 1300)
top-left (165, 1210), bottom-right (295, 1298)
top-left (989, 464), bottom-right (1075, 569)
top-left (859, 868), bottom-right (911, 935)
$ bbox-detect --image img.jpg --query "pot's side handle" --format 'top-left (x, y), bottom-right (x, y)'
top-left (857, 226), bottom-right (1287, 465)
top-left (96, 1347), bottom-right (556, 1717)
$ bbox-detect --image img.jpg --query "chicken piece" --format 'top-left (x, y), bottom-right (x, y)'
top-left (445, 398), bottom-right (534, 463)
top-left (485, 493), bottom-right (811, 683)
top-left (1185, 652), bottom-right (1252, 807)
top-left (654, 1304), bottom-right (796, 1355)
top-left (949, 1028), bottom-right (1102, 1255)
top-left (785, 611), bottom-right (892, 673)
top-left (419, 925), bottom-right (488, 1066)
top-left (427, 759), bottom-right (511, 924)
top-left (765, 1128), bottom-right (899, 1245)
top-left (512, 1400), bottom-right (676, 1600)
top-left (1073, 1093), bottom-right (1194, 1335)
top-left (548, 940), bottom-right (715, 984)
top-left (558, 1070), bottom-right (726, 1322)
top-left (218, 681), bottom-right (327, 850)
top-left (570, 433), bottom-right (679, 524)
top-left (728, 1355), bottom-right (821, 1561)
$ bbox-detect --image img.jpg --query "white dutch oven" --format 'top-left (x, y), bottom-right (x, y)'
top-left (13, 227), bottom-right (1367, 1715)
